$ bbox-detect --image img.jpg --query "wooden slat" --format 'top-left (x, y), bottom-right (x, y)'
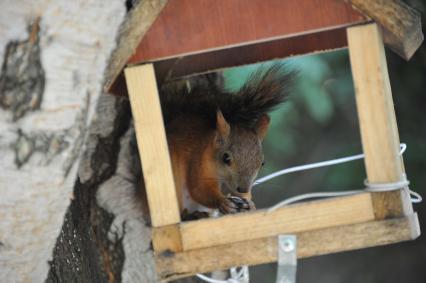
top-left (107, 0), bottom-right (423, 95)
top-left (179, 193), bottom-right (375, 251)
top-left (152, 224), bottom-right (183, 253)
top-left (108, 0), bottom-right (368, 96)
top-left (130, 0), bottom-right (365, 62)
top-left (104, 0), bottom-right (168, 92)
top-left (152, 27), bottom-right (351, 85)
top-left (347, 23), bottom-right (413, 219)
top-left (109, 26), bottom-right (354, 96)
top-left (348, 0), bottom-right (423, 60)
top-left (156, 214), bottom-right (420, 282)
top-left (124, 64), bottom-right (180, 227)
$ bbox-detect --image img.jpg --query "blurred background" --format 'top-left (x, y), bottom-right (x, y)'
top-left (222, 1), bottom-right (426, 282)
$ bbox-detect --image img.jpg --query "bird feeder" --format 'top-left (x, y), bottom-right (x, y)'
top-left (105, 0), bottom-right (423, 281)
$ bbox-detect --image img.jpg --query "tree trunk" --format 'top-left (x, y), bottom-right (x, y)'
top-left (47, 93), bottom-right (158, 282)
top-left (0, 1), bottom-right (182, 282)
top-left (46, 93), bottom-right (203, 282)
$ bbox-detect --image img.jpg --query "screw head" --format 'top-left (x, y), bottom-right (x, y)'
top-left (281, 239), bottom-right (295, 252)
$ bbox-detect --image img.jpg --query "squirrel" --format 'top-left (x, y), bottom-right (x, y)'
top-left (144, 64), bottom-right (293, 219)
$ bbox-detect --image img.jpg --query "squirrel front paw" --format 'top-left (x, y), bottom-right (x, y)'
top-left (219, 196), bottom-right (256, 214)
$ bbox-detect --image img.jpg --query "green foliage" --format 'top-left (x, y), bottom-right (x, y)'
top-left (291, 55), bottom-right (334, 124)
top-left (223, 35), bottom-right (426, 210)
top-left (222, 50), bottom-right (364, 207)
top-left (224, 1), bottom-right (426, 280)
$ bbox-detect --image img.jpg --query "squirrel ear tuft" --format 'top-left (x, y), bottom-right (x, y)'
top-left (254, 114), bottom-right (270, 140)
top-left (216, 110), bottom-right (230, 143)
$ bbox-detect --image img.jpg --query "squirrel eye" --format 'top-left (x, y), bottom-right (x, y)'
top-left (222, 153), bottom-right (232, 165)
top-left (261, 161), bottom-right (265, 166)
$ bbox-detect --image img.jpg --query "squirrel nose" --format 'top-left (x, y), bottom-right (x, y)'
top-left (237, 187), bottom-right (249, 193)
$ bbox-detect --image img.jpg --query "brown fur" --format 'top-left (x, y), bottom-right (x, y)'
top-left (167, 112), bottom-right (265, 211)
top-left (160, 64), bottom-right (294, 213)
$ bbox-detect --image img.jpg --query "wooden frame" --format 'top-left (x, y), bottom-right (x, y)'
top-left (123, 18), bottom-right (421, 283)
top-left (108, 0), bottom-right (422, 96)
top-left (112, 0), bottom-right (368, 96)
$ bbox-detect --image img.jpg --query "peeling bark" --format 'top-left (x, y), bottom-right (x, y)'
top-left (0, 1), bottom-right (215, 282)
top-left (47, 74), bottom-right (222, 282)
top-left (0, 18), bottom-right (44, 121)
top-left (47, 94), bottom-right (131, 283)
top-left (47, 94), bottom-right (200, 283)
top-left (0, 1), bottom-right (127, 282)
top-left (13, 93), bottom-right (89, 170)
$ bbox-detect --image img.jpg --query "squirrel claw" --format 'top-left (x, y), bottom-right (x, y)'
top-left (229, 196), bottom-right (256, 211)
top-left (245, 199), bottom-right (256, 210)
top-left (219, 196), bottom-right (256, 214)
top-left (219, 197), bottom-right (239, 214)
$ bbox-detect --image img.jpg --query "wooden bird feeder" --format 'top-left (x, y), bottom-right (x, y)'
top-left (105, 0), bottom-right (423, 281)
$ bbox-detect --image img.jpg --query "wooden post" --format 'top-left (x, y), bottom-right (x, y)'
top-left (179, 193), bottom-right (375, 251)
top-left (156, 214), bottom-right (419, 281)
top-left (124, 64), bottom-right (181, 227)
top-left (347, 23), bottom-right (413, 219)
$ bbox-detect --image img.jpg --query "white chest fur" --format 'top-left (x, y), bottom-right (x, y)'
top-left (182, 185), bottom-right (214, 214)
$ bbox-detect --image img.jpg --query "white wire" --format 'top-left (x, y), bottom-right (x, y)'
top-left (196, 143), bottom-right (421, 282)
top-left (408, 190), bottom-right (423, 203)
top-left (196, 267), bottom-right (247, 283)
top-left (196, 274), bottom-right (233, 283)
top-left (254, 154), bottom-right (363, 185)
top-left (364, 173), bottom-right (410, 191)
top-left (267, 188), bottom-right (422, 213)
top-left (230, 266), bottom-right (248, 281)
top-left (196, 274), bottom-right (231, 283)
top-left (260, 143), bottom-right (421, 212)
top-left (255, 144), bottom-right (407, 186)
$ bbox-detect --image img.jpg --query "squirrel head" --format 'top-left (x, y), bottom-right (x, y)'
top-left (212, 110), bottom-right (269, 196)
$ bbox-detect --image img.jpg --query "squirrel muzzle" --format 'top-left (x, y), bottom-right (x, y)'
top-left (237, 187), bottom-right (250, 193)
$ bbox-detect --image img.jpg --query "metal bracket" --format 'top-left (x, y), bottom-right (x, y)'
top-left (276, 235), bottom-right (297, 283)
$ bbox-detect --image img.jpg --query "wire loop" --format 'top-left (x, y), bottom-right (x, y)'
top-left (197, 143), bottom-right (421, 282)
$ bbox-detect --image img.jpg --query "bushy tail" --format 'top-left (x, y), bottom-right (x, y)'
top-left (160, 63), bottom-right (296, 128)
top-left (223, 63), bottom-right (296, 126)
